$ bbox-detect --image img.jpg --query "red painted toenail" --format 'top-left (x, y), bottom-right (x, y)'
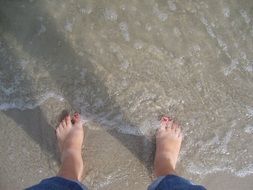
top-left (162, 116), bottom-right (171, 122)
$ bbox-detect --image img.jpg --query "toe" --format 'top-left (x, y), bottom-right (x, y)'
top-left (175, 124), bottom-right (181, 134)
top-left (160, 116), bottom-right (172, 130)
top-left (178, 132), bottom-right (183, 139)
top-left (166, 120), bottom-right (173, 130)
top-left (61, 120), bottom-right (67, 128)
top-left (159, 123), bottom-right (166, 131)
top-left (156, 126), bottom-right (165, 136)
top-left (56, 127), bottom-right (60, 136)
top-left (65, 115), bottom-right (71, 127)
top-left (171, 122), bottom-right (178, 132)
top-left (72, 112), bottom-right (82, 127)
top-left (161, 116), bottom-right (170, 123)
top-left (58, 122), bottom-right (64, 129)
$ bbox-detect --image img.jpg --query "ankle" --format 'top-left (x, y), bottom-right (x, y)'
top-left (155, 152), bottom-right (176, 163)
top-left (61, 148), bottom-right (81, 159)
top-left (155, 170), bottom-right (177, 177)
top-left (155, 165), bottom-right (176, 177)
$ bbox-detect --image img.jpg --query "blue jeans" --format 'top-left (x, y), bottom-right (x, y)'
top-left (148, 175), bottom-right (206, 190)
top-left (26, 175), bottom-right (206, 190)
top-left (26, 176), bottom-right (88, 190)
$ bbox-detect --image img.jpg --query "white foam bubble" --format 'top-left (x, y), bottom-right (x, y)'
top-left (168, 0), bottom-right (177, 11)
top-left (37, 24), bottom-right (46, 35)
top-left (0, 92), bottom-right (64, 111)
top-left (119, 22), bottom-right (130, 41)
top-left (240, 9), bottom-right (251, 24)
top-left (145, 23), bottom-right (152, 31)
top-left (133, 40), bottom-right (144, 50)
top-left (244, 124), bottom-right (253, 134)
top-left (79, 110), bottom-right (158, 137)
top-left (0, 85), bottom-right (15, 96)
top-left (188, 162), bottom-right (230, 176)
top-left (104, 8), bottom-right (118, 21)
top-left (217, 37), bottom-right (228, 51)
top-left (200, 17), bottom-right (231, 66)
top-left (117, 125), bottom-right (142, 136)
top-left (64, 21), bottom-right (73, 32)
top-left (219, 130), bottom-right (233, 154)
top-left (224, 59), bottom-right (238, 76)
top-left (236, 164), bottom-right (253, 177)
top-left (244, 64), bottom-right (253, 72)
top-left (200, 17), bottom-right (216, 38)
top-left (80, 5), bottom-right (92, 15)
top-left (192, 44), bottom-right (201, 52)
top-left (109, 43), bottom-right (130, 69)
top-left (246, 107), bottom-right (253, 117)
top-left (19, 59), bottom-right (30, 69)
top-left (120, 4), bottom-right (126, 11)
top-left (138, 119), bottom-right (160, 136)
top-left (153, 4), bottom-right (168, 21)
top-left (187, 157), bottom-right (253, 177)
top-left (173, 27), bottom-right (181, 37)
top-left (223, 7), bottom-right (230, 18)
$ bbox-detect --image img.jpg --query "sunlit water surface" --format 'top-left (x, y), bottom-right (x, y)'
top-left (0, 0), bottom-right (253, 189)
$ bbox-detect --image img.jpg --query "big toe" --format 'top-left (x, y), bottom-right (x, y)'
top-left (72, 112), bottom-right (83, 127)
top-left (160, 116), bottom-right (172, 130)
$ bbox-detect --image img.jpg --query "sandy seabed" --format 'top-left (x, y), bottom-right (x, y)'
top-left (0, 0), bottom-right (253, 189)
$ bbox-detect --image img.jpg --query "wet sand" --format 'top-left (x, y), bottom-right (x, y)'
top-left (1, 0), bottom-right (253, 189)
top-left (1, 99), bottom-right (252, 189)
top-left (0, 100), bottom-right (153, 190)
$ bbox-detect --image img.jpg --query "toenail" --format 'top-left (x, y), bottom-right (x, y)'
top-left (162, 116), bottom-right (172, 122)
top-left (74, 112), bottom-right (79, 117)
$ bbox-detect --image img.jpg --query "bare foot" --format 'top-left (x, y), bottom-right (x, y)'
top-left (154, 116), bottom-right (183, 177)
top-left (56, 113), bottom-right (84, 153)
top-left (56, 113), bottom-right (84, 181)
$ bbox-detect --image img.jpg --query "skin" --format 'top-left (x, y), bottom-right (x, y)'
top-left (56, 113), bottom-right (84, 181)
top-left (154, 116), bottom-right (183, 177)
top-left (55, 114), bottom-right (182, 181)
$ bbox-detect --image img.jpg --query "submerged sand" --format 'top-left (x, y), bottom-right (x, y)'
top-left (0, 0), bottom-right (253, 189)
top-left (1, 99), bottom-right (252, 189)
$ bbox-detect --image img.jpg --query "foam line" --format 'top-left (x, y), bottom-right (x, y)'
top-left (0, 92), bottom-right (64, 111)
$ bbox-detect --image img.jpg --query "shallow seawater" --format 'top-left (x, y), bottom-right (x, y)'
top-left (0, 0), bottom-right (253, 189)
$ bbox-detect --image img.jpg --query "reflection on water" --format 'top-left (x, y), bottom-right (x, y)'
top-left (0, 0), bottom-right (253, 189)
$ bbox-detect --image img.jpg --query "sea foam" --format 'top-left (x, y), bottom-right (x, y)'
top-left (0, 92), bottom-right (64, 111)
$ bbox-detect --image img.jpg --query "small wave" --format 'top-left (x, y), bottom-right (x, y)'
top-left (0, 92), bottom-right (64, 111)
top-left (187, 163), bottom-right (230, 176)
top-left (80, 112), bottom-right (159, 137)
top-left (117, 125), bottom-right (143, 136)
top-left (235, 164), bottom-right (253, 177)
top-left (188, 162), bottom-right (253, 177)
top-left (244, 124), bottom-right (253, 134)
